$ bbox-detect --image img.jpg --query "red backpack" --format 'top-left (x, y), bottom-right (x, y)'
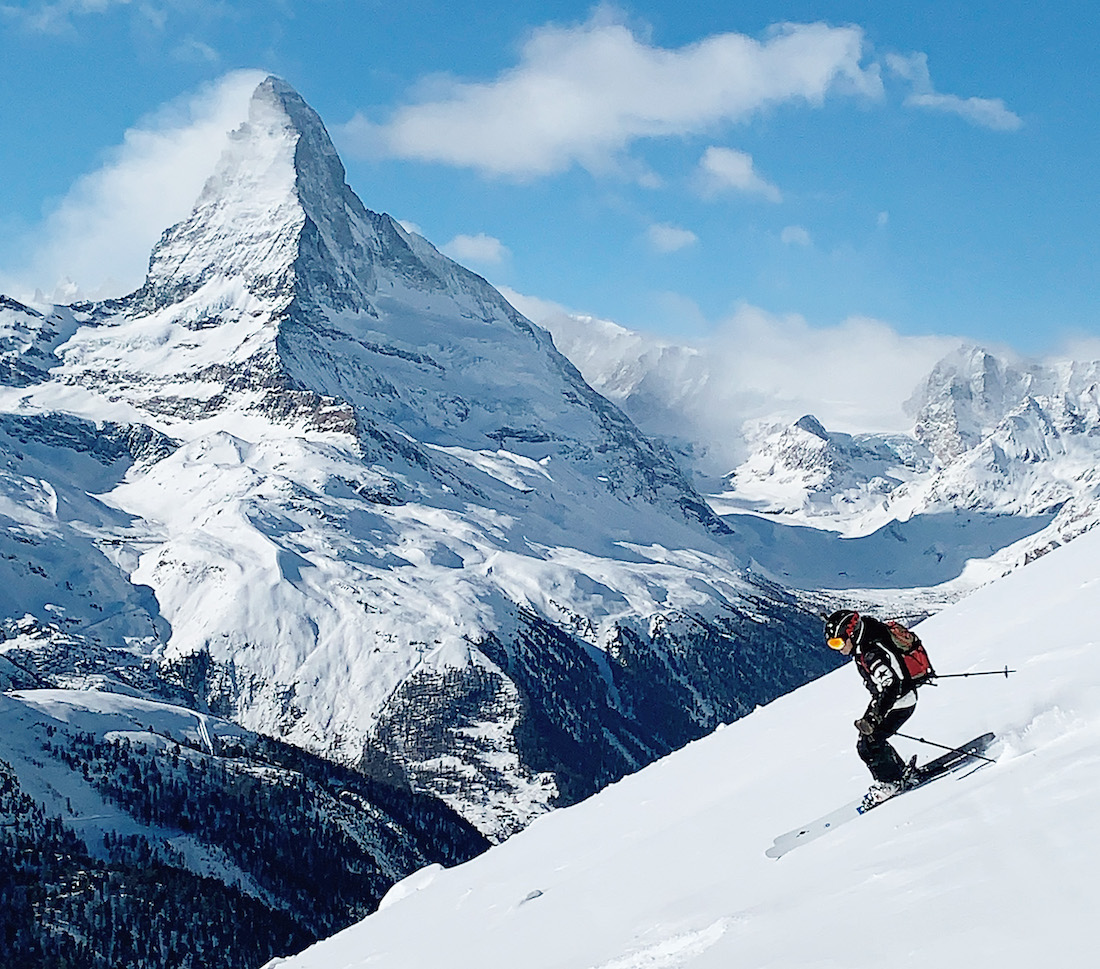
top-left (884, 620), bottom-right (936, 686)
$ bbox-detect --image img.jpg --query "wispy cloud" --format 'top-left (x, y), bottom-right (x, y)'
top-left (4, 1), bottom-right (228, 58)
top-left (781, 225), bottom-right (812, 246)
top-left (698, 147), bottom-right (782, 202)
top-left (339, 12), bottom-right (881, 179)
top-left (173, 36), bottom-right (220, 64)
top-left (442, 232), bottom-right (511, 266)
top-left (0, 70), bottom-right (264, 302)
top-left (888, 52), bottom-right (1023, 131)
top-left (646, 223), bottom-right (698, 253)
top-left (4, 0), bottom-right (137, 34)
top-left (509, 290), bottom-right (965, 472)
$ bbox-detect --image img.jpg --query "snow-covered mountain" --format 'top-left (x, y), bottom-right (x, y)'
top-left (0, 688), bottom-right (487, 966)
top-left (267, 503), bottom-right (1100, 969)
top-left (534, 309), bottom-right (1100, 599)
top-left (716, 347), bottom-right (1100, 589)
top-left (0, 77), bottom-right (835, 839)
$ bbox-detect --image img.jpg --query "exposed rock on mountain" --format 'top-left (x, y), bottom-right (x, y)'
top-left (720, 414), bottom-right (933, 520)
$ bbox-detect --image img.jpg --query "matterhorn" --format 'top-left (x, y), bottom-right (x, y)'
top-left (0, 78), bottom-right (833, 838)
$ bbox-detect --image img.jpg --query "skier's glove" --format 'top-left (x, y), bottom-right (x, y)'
top-left (854, 717), bottom-right (876, 736)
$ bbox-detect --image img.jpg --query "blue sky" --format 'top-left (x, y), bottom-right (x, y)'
top-left (2, 1), bottom-right (1098, 361)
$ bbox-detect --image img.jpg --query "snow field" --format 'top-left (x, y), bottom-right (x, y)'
top-left (269, 522), bottom-right (1100, 969)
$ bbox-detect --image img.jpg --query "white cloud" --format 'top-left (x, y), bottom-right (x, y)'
top-left (887, 52), bottom-right (1022, 131)
top-left (702, 305), bottom-right (962, 433)
top-left (511, 289), bottom-right (964, 472)
top-left (442, 232), bottom-right (511, 265)
top-left (781, 225), bottom-right (812, 246)
top-left (339, 14), bottom-right (881, 178)
top-left (173, 37), bottom-right (220, 64)
top-left (5, 0), bottom-right (136, 33)
top-left (907, 90), bottom-right (1023, 131)
top-left (0, 70), bottom-right (265, 302)
top-left (1050, 335), bottom-right (1100, 362)
top-left (498, 287), bottom-right (568, 328)
top-left (699, 147), bottom-right (782, 202)
top-left (646, 223), bottom-right (698, 253)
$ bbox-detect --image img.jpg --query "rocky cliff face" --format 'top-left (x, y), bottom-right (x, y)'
top-left (720, 414), bottom-right (933, 520)
top-left (0, 77), bottom-right (833, 839)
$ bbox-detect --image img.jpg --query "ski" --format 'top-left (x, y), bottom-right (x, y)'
top-left (765, 732), bottom-right (996, 859)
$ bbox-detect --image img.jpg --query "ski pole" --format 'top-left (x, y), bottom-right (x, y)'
top-left (894, 732), bottom-right (997, 764)
top-left (933, 666), bottom-right (1015, 680)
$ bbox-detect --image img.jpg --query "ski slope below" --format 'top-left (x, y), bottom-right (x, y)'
top-left (267, 524), bottom-right (1100, 968)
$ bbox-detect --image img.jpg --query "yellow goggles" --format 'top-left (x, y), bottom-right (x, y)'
top-left (827, 637), bottom-right (846, 650)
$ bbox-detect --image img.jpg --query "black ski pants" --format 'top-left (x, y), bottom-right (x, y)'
top-left (857, 705), bottom-right (916, 784)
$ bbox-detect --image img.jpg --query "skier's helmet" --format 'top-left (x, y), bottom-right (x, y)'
top-left (824, 610), bottom-right (862, 649)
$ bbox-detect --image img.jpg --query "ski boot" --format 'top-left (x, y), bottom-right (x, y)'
top-left (860, 780), bottom-right (903, 811)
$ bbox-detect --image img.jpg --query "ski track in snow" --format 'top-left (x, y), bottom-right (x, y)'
top-left (588, 919), bottom-right (732, 969)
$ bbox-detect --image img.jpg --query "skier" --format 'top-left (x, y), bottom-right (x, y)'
top-left (824, 609), bottom-right (919, 808)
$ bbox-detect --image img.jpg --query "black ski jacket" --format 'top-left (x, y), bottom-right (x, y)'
top-left (853, 615), bottom-right (918, 725)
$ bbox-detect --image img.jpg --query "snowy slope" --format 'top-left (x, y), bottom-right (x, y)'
top-left (0, 687), bottom-right (488, 964)
top-left (268, 521), bottom-right (1100, 969)
top-left (0, 689), bottom-right (252, 883)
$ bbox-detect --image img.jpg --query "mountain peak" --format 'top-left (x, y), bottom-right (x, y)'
top-left (138, 75), bottom-right (373, 313)
top-left (137, 76), bottom-right (526, 327)
top-left (793, 414), bottom-right (828, 440)
top-left (58, 77), bottom-right (727, 544)
top-left (261, 75), bottom-right (354, 207)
